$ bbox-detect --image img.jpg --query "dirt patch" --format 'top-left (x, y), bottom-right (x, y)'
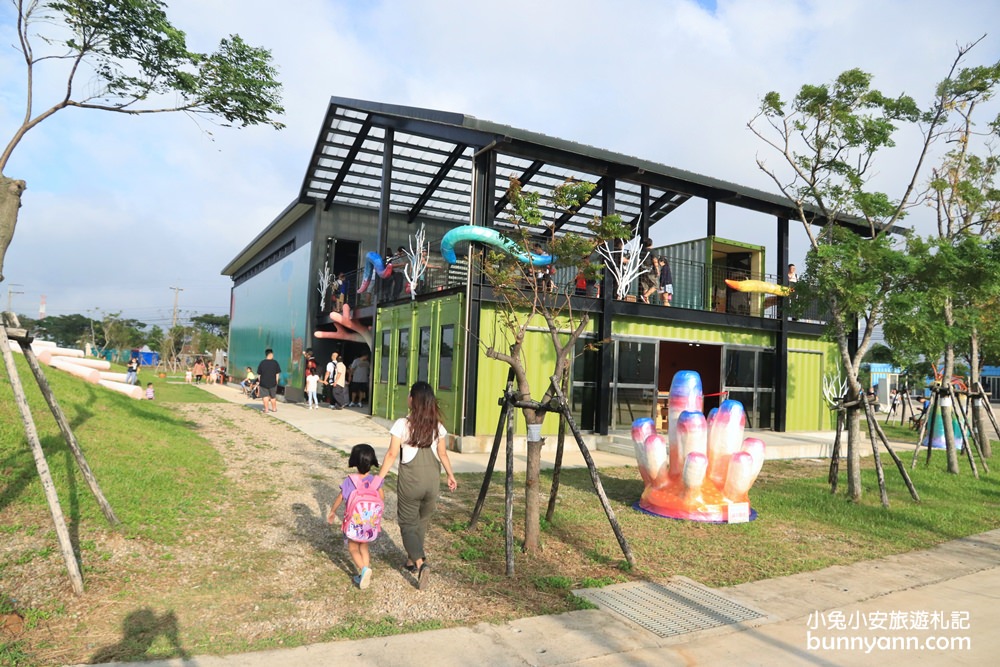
top-left (0, 403), bottom-right (539, 665)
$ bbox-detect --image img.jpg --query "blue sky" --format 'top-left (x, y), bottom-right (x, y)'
top-left (1, 0), bottom-right (998, 328)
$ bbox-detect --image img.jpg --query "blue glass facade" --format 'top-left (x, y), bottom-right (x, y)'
top-left (229, 244), bottom-right (311, 396)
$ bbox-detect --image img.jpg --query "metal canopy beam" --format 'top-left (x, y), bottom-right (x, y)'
top-left (629, 190), bottom-right (687, 229)
top-left (553, 179), bottom-right (604, 232)
top-left (323, 115), bottom-right (374, 211)
top-left (369, 113), bottom-right (497, 151)
top-left (493, 160), bottom-right (545, 217)
top-left (407, 143), bottom-right (467, 223)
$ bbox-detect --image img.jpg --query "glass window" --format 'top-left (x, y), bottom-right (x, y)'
top-left (439, 325), bottom-right (454, 390)
top-left (417, 326), bottom-right (431, 383)
top-left (725, 349), bottom-right (755, 388)
top-left (616, 341), bottom-right (656, 385)
top-left (380, 330), bottom-right (391, 383)
top-left (397, 329), bottom-right (409, 385)
top-left (615, 387), bottom-right (657, 425)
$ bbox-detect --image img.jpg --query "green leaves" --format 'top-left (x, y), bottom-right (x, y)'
top-left (41, 0), bottom-right (284, 127)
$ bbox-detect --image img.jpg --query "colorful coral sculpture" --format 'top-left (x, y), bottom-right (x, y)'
top-left (632, 370), bottom-right (765, 523)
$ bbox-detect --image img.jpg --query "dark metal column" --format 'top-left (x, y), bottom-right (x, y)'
top-left (462, 148), bottom-right (496, 436)
top-left (707, 199), bottom-right (717, 237)
top-left (774, 216), bottom-right (789, 431)
top-left (596, 178), bottom-right (617, 435)
top-left (375, 128), bottom-right (394, 311)
top-left (639, 184), bottom-right (650, 240)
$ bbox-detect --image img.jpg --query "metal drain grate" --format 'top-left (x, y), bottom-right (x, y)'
top-left (573, 578), bottom-right (763, 638)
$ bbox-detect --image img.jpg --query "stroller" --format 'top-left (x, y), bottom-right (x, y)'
top-left (242, 377), bottom-right (260, 399)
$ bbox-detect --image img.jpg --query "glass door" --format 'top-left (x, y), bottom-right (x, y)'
top-left (723, 347), bottom-right (775, 429)
top-left (613, 339), bottom-right (659, 429)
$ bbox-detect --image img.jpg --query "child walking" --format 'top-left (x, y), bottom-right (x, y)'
top-left (327, 444), bottom-right (384, 589)
top-left (305, 368), bottom-right (320, 409)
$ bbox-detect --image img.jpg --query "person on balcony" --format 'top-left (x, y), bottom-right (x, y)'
top-left (658, 255), bottom-right (673, 306)
top-left (639, 238), bottom-right (658, 304)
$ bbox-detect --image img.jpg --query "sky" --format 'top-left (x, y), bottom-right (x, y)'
top-left (1, 0), bottom-right (998, 330)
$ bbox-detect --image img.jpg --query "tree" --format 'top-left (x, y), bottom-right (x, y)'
top-left (22, 312), bottom-right (94, 348)
top-left (96, 312), bottom-right (146, 357)
top-left (0, 0), bottom-right (285, 284)
top-left (191, 313), bottom-right (229, 339)
top-left (748, 41), bottom-right (1000, 501)
top-left (144, 324), bottom-right (164, 353)
top-left (923, 72), bottom-right (1000, 461)
top-left (479, 177), bottom-right (629, 554)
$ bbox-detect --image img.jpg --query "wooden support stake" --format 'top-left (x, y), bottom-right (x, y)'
top-left (550, 376), bottom-right (635, 567)
top-left (0, 324), bottom-right (84, 595)
top-left (545, 374), bottom-right (569, 523)
top-left (978, 385), bottom-right (1000, 443)
top-left (13, 332), bottom-right (120, 525)
top-left (469, 371), bottom-right (514, 529)
top-left (862, 397), bottom-right (890, 508)
top-left (828, 408), bottom-right (844, 493)
top-left (951, 387), bottom-right (985, 476)
top-left (504, 392), bottom-right (515, 577)
top-left (868, 404), bottom-right (920, 502)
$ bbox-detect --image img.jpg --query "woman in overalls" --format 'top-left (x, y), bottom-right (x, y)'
top-left (379, 381), bottom-right (458, 589)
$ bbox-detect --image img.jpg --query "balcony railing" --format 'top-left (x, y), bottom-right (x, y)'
top-left (318, 253), bottom-right (826, 324)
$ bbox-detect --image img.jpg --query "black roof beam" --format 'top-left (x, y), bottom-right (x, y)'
top-left (629, 191), bottom-right (690, 228)
top-left (552, 179), bottom-right (604, 232)
top-left (493, 160), bottom-right (545, 217)
top-left (323, 115), bottom-right (374, 211)
top-left (408, 143), bottom-right (467, 223)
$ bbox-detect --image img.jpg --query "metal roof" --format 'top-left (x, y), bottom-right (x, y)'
top-left (298, 96), bottom-right (856, 237)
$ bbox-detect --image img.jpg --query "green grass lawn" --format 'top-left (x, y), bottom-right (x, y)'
top-left (0, 355), bottom-right (224, 543)
top-left (3, 355), bottom-right (1000, 664)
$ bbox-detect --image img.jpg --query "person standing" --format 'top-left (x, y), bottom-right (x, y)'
top-left (639, 238), bottom-right (658, 304)
top-left (331, 352), bottom-right (349, 409)
top-left (303, 348), bottom-right (318, 390)
top-left (390, 246), bottom-right (408, 300)
top-left (787, 263), bottom-right (798, 284)
top-left (256, 348), bottom-right (281, 414)
top-left (192, 358), bottom-right (206, 384)
top-left (658, 255), bottom-right (673, 306)
top-left (378, 381), bottom-right (457, 590)
top-left (349, 353), bottom-right (370, 407)
top-left (324, 353), bottom-right (337, 406)
top-left (305, 368), bottom-right (320, 409)
top-left (125, 356), bottom-right (139, 385)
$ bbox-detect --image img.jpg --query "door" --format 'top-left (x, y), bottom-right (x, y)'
top-left (787, 351), bottom-right (825, 430)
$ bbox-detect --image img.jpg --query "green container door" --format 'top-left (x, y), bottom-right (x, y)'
top-left (787, 350), bottom-right (826, 431)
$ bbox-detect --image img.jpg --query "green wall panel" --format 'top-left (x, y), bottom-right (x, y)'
top-left (229, 245), bottom-right (311, 394)
top-left (371, 294), bottom-right (464, 436)
top-left (786, 336), bottom-right (840, 430)
top-left (474, 304), bottom-right (597, 437)
top-left (610, 317), bottom-right (772, 347)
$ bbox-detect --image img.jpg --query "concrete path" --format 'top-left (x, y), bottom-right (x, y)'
top-left (88, 384), bottom-right (999, 666)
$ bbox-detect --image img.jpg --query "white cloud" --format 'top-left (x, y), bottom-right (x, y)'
top-left (2, 0), bottom-right (999, 319)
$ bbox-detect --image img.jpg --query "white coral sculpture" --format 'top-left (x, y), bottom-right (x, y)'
top-left (317, 261), bottom-right (331, 311)
top-left (595, 223), bottom-right (646, 300)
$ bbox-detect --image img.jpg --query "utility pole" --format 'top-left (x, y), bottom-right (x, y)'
top-left (168, 286), bottom-right (184, 371)
top-left (169, 286), bottom-right (184, 328)
top-left (6, 283), bottom-right (23, 313)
